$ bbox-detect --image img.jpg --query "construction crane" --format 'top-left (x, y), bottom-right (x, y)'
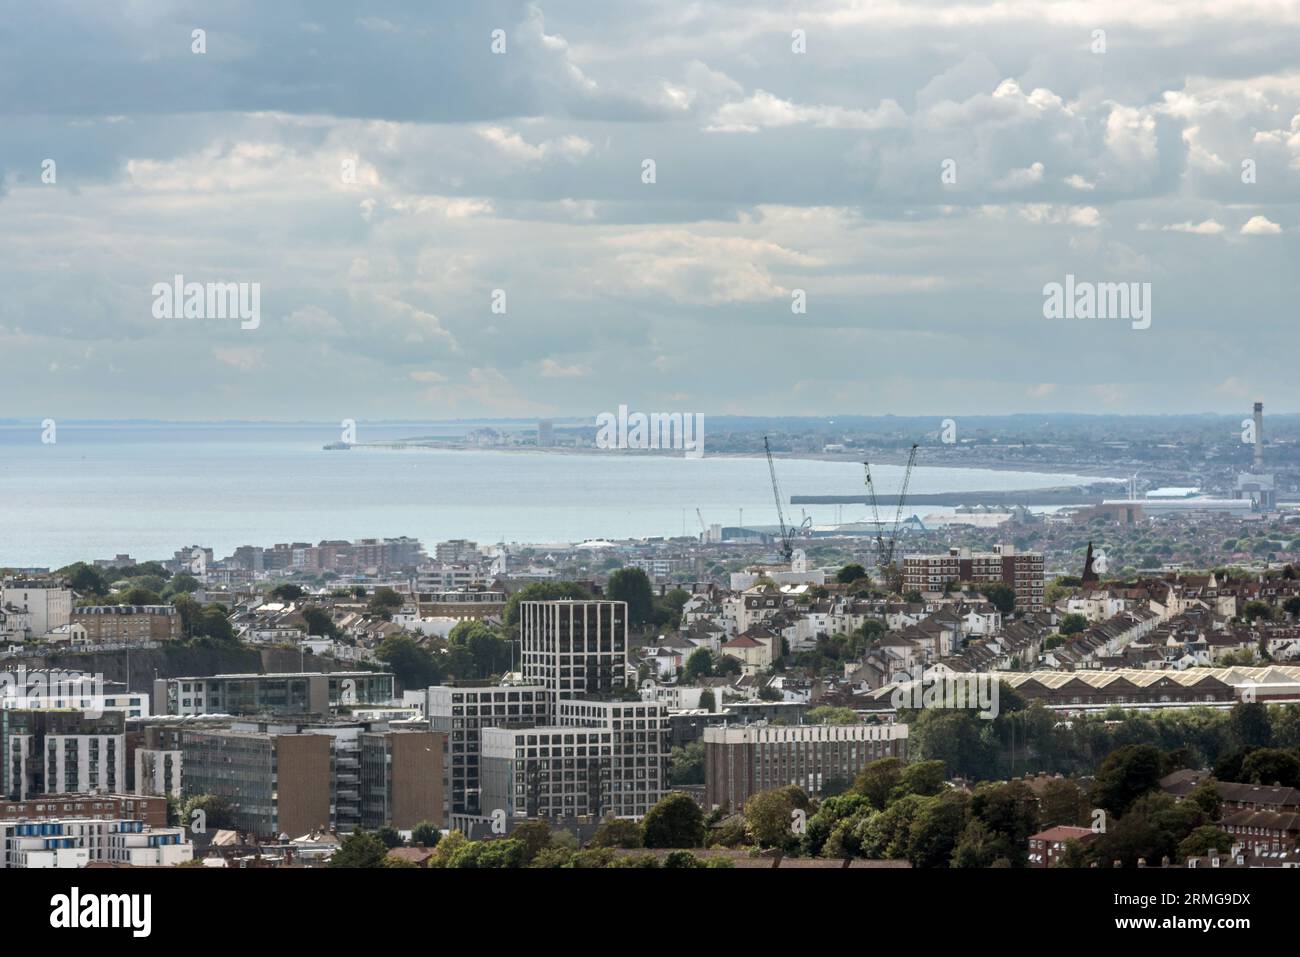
top-left (862, 445), bottom-right (919, 581)
top-left (883, 444), bottom-right (919, 569)
top-left (763, 436), bottom-right (795, 563)
top-left (695, 508), bottom-right (707, 541)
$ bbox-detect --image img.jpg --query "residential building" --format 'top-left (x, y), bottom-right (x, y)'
top-left (704, 723), bottom-right (909, 810)
top-left (1, 710), bottom-right (126, 800)
top-left (71, 605), bottom-right (181, 642)
top-left (0, 817), bottom-right (191, 868)
top-left (520, 600), bottom-right (628, 699)
top-left (0, 580), bottom-right (72, 637)
top-left (903, 545), bottom-right (1045, 610)
top-left (1028, 825), bottom-right (1098, 867)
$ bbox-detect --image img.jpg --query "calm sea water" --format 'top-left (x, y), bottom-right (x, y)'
top-left (0, 422), bottom-right (1108, 567)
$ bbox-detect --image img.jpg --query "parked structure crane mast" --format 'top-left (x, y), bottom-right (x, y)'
top-left (763, 436), bottom-right (795, 564)
top-left (862, 444), bottom-right (919, 584)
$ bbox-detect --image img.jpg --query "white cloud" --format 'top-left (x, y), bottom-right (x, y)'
top-left (1240, 215), bottom-right (1282, 235)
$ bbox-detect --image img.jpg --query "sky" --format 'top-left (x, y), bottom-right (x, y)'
top-left (1, 0), bottom-right (1298, 420)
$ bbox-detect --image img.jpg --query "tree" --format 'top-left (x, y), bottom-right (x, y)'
top-left (1091, 745), bottom-right (1165, 817)
top-left (895, 760), bottom-right (947, 800)
top-left (300, 605), bottom-right (339, 639)
top-left (668, 740), bottom-right (705, 786)
top-left (906, 792), bottom-right (970, 868)
top-left (60, 562), bottom-right (108, 597)
top-left (608, 567), bottom-right (654, 625)
top-left (447, 620), bottom-right (511, 679)
top-left (683, 648), bottom-right (714, 682)
top-left (642, 793), bottom-right (706, 848)
top-left (369, 587), bottom-right (405, 619)
top-left (503, 582), bottom-right (591, 627)
top-left (1240, 748), bottom-right (1300, 787)
top-left (837, 564), bottom-right (868, 584)
top-left (1242, 600), bottom-right (1274, 623)
top-left (1230, 702), bottom-right (1273, 749)
top-left (744, 788), bottom-right (797, 849)
top-left (593, 816), bottom-right (644, 849)
top-left (329, 831), bottom-right (389, 868)
top-left (165, 573), bottom-right (201, 597)
top-left (1059, 614), bottom-right (1087, 636)
top-left (1039, 778), bottom-right (1088, 828)
top-left (805, 705), bottom-right (860, 725)
top-left (270, 583), bottom-right (305, 602)
top-left (853, 757), bottom-right (904, 810)
top-left (698, 689), bottom-right (716, 712)
top-left (376, 633), bottom-right (442, 689)
top-left (510, 820), bottom-right (554, 864)
top-left (181, 794), bottom-right (236, 832)
top-left (981, 583), bottom-right (1017, 615)
top-left (1177, 825), bottom-right (1233, 861)
top-left (410, 821), bottom-right (441, 848)
top-left (375, 825), bottom-right (403, 848)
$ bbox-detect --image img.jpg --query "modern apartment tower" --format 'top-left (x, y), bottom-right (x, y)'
top-left (520, 600), bottom-right (628, 699)
top-left (430, 599), bottom-right (668, 824)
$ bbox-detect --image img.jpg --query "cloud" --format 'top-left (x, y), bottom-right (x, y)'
top-left (1240, 215), bottom-right (1282, 235)
top-left (538, 358), bottom-right (591, 378)
top-left (1162, 219), bottom-right (1225, 234)
top-left (706, 91), bottom-right (907, 133)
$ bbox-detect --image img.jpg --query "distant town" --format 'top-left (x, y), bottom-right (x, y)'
top-left (3, 405), bottom-right (1300, 871)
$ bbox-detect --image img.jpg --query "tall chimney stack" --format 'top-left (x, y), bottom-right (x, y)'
top-left (1253, 401), bottom-right (1264, 472)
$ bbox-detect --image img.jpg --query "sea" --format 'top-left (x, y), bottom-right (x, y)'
top-left (0, 422), bottom-right (1112, 568)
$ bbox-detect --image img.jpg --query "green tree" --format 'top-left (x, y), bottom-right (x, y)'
top-left (270, 583), bottom-right (305, 601)
top-left (329, 831), bottom-right (389, 868)
top-left (743, 788), bottom-right (797, 849)
top-left (375, 825), bottom-right (403, 848)
top-left (853, 757), bottom-right (903, 810)
top-left (1240, 748), bottom-right (1300, 787)
top-left (837, 564), bottom-right (868, 584)
top-left (503, 581), bottom-right (591, 628)
top-left (684, 648), bottom-right (714, 682)
top-left (1091, 745), bottom-right (1165, 816)
top-left (411, 821), bottom-right (441, 848)
top-left (1177, 825), bottom-right (1233, 861)
top-left (181, 794), bottom-right (236, 832)
top-left (805, 705), bottom-right (860, 725)
top-left (376, 633), bottom-right (442, 689)
top-left (1059, 614), bottom-right (1087, 636)
top-left (668, 740), bottom-right (705, 786)
top-left (698, 689), bottom-right (716, 712)
top-left (981, 583), bottom-right (1017, 615)
top-left (608, 567), bottom-right (654, 625)
top-left (369, 587), bottom-right (405, 619)
top-left (593, 816), bottom-right (644, 849)
top-left (643, 793), bottom-right (706, 848)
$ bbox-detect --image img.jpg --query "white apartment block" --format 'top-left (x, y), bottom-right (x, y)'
top-left (1, 581), bottom-right (72, 637)
top-left (0, 818), bottom-right (192, 868)
top-left (45, 734), bottom-right (127, 795)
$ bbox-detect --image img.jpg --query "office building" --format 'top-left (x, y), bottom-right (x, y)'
top-left (704, 723), bottom-right (909, 810)
top-left (181, 730), bottom-right (333, 839)
top-left (359, 730), bottom-right (444, 829)
top-left (153, 671), bottom-right (395, 717)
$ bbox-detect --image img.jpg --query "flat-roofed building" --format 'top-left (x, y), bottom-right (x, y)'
top-left (704, 723), bottom-right (909, 811)
top-left (153, 671), bottom-right (395, 717)
top-left (425, 685), bottom-right (549, 817)
top-left (181, 730), bottom-right (333, 839)
top-left (903, 545), bottom-right (1044, 610)
top-left (520, 600), bottom-right (628, 700)
top-left (359, 729), bottom-right (444, 830)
